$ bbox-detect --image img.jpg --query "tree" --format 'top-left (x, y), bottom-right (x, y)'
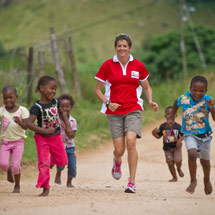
top-left (134, 25), bottom-right (215, 85)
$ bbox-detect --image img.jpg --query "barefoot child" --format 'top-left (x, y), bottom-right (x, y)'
top-left (152, 106), bottom-right (184, 182)
top-left (168, 75), bottom-right (215, 195)
top-left (54, 94), bottom-right (77, 188)
top-left (0, 85), bottom-right (29, 193)
top-left (26, 75), bottom-right (73, 197)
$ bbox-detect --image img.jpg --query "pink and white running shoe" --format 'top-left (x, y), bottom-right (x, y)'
top-left (125, 179), bottom-right (136, 193)
top-left (111, 158), bottom-right (122, 180)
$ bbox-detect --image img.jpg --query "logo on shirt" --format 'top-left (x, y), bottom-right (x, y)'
top-left (131, 71), bottom-right (139, 79)
top-left (163, 129), bottom-right (179, 143)
top-left (43, 106), bottom-right (59, 128)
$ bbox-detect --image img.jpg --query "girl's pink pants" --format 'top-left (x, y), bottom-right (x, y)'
top-left (0, 139), bottom-right (24, 175)
top-left (34, 133), bottom-right (68, 189)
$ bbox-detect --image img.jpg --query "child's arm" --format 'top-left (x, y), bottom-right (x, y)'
top-left (60, 118), bottom-right (76, 138)
top-left (13, 117), bottom-right (28, 130)
top-left (58, 108), bottom-right (73, 137)
top-left (69, 130), bottom-right (76, 139)
top-left (141, 80), bottom-right (159, 112)
top-left (26, 114), bottom-right (56, 135)
top-left (152, 128), bottom-right (162, 139)
top-left (167, 99), bottom-right (179, 126)
top-left (176, 135), bottom-right (183, 148)
top-left (208, 99), bottom-right (215, 121)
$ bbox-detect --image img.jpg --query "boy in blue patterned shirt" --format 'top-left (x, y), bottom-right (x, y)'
top-left (168, 75), bottom-right (215, 195)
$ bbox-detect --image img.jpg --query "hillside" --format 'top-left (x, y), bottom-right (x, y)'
top-left (0, 0), bottom-right (215, 159)
top-left (0, 0), bottom-right (215, 61)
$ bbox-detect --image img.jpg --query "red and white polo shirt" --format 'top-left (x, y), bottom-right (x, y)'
top-left (95, 54), bottom-right (149, 115)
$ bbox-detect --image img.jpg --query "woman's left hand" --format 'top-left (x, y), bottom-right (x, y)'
top-left (149, 102), bottom-right (159, 112)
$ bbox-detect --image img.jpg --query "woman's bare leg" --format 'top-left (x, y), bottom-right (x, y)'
top-left (126, 131), bottom-right (138, 183)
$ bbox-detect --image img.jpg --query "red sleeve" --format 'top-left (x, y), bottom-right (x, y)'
top-left (137, 60), bottom-right (149, 81)
top-left (95, 60), bottom-right (110, 83)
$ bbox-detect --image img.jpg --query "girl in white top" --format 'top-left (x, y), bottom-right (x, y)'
top-left (0, 85), bottom-right (29, 193)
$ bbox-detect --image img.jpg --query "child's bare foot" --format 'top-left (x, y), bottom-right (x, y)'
top-left (66, 177), bottom-right (74, 188)
top-left (67, 182), bottom-right (74, 188)
top-left (186, 181), bottom-right (197, 194)
top-left (204, 179), bottom-right (212, 195)
top-left (169, 177), bottom-right (177, 182)
top-left (54, 172), bottom-right (61, 185)
top-left (12, 185), bottom-right (20, 193)
top-left (39, 188), bottom-right (49, 197)
top-left (7, 167), bottom-right (14, 183)
top-left (177, 168), bottom-right (184, 177)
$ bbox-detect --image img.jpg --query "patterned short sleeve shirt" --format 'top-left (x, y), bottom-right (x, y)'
top-left (177, 91), bottom-right (213, 135)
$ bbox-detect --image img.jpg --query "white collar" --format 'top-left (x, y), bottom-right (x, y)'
top-left (113, 54), bottom-right (134, 62)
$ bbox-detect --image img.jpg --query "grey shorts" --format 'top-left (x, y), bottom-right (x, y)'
top-left (184, 134), bottom-right (212, 160)
top-left (107, 110), bottom-right (142, 139)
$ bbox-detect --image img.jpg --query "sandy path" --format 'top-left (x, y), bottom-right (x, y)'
top-left (1, 120), bottom-right (215, 215)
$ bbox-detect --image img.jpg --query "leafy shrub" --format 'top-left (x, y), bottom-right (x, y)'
top-left (0, 41), bottom-right (5, 57)
top-left (134, 25), bottom-right (215, 85)
top-left (78, 59), bottom-right (103, 103)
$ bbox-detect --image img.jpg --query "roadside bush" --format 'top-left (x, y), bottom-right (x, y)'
top-left (134, 25), bottom-right (215, 85)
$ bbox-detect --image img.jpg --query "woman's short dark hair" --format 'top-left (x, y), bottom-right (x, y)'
top-left (114, 34), bottom-right (132, 48)
top-left (190, 75), bottom-right (208, 90)
top-left (58, 93), bottom-right (75, 108)
top-left (36, 75), bottom-right (56, 92)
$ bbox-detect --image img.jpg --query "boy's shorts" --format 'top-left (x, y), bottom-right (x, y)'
top-left (184, 134), bottom-right (212, 160)
top-left (107, 110), bottom-right (142, 139)
top-left (164, 146), bottom-right (182, 163)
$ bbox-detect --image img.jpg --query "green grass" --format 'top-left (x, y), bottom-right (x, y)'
top-left (1, 0), bottom-right (215, 162)
top-left (0, 0), bottom-right (215, 62)
top-left (22, 130), bottom-right (37, 162)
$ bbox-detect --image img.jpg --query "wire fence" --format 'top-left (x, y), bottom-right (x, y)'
top-left (0, 27), bottom-right (79, 106)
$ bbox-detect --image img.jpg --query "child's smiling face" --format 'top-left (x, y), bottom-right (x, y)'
top-left (3, 89), bottom-right (18, 109)
top-left (60, 99), bottom-right (72, 115)
top-left (40, 80), bottom-right (57, 102)
top-left (190, 81), bottom-right (207, 102)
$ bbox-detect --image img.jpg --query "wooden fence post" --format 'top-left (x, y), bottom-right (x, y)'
top-left (26, 47), bottom-right (34, 106)
top-left (50, 27), bottom-right (67, 93)
top-left (66, 36), bottom-right (82, 97)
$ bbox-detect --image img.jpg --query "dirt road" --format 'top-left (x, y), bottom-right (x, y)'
top-left (1, 121), bottom-right (215, 215)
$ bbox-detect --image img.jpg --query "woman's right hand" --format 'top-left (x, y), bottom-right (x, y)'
top-left (149, 102), bottom-right (159, 112)
top-left (108, 102), bottom-right (121, 112)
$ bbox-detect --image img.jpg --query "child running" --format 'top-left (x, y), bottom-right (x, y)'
top-left (168, 75), bottom-right (215, 195)
top-left (0, 85), bottom-right (29, 193)
top-left (152, 106), bottom-right (184, 182)
top-left (54, 94), bottom-right (77, 188)
top-left (26, 75), bottom-right (73, 197)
